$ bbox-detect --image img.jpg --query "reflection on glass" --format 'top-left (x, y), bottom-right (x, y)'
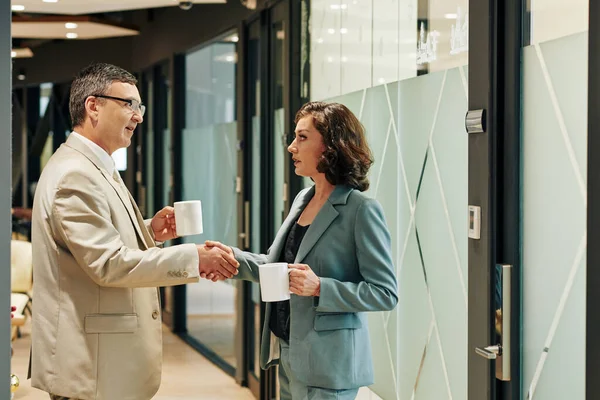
top-left (309, 0), bottom-right (468, 99)
top-left (183, 34), bottom-right (238, 369)
top-left (273, 20), bottom-right (286, 232)
top-left (527, 0), bottom-right (588, 44)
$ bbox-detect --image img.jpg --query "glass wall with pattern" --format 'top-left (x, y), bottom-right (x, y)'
top-left (307, 0), bottom-right (468, 398)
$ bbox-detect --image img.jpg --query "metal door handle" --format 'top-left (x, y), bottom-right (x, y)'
top-left (475, 345), bottom-right (501, 360)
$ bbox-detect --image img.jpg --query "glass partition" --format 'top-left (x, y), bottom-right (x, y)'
top-left (182, 32), bottom-right (239, 370)
top-left (521, 1), bottom-right (588, 398)
top-left (308, 0), bottom-right (468, 398)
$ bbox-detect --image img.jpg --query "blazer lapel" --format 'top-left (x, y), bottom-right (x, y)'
top-left (100, 169), bottom-right (151, 250)
top-left (295, 185), bottom-right (354, 263)
top-left (64, 135), bottom-right (151, 249)
top-left (268, 187), bottom-right (314, 262)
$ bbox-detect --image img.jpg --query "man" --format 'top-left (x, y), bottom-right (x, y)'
top-left (30, 63), bottom-right (239, 400)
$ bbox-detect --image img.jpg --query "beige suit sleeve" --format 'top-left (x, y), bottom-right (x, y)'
top-left (51, 171), bottom-right (199, 288)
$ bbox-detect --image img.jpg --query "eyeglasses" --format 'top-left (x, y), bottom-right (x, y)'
top-left (92, 94), bottom-right (146, 117)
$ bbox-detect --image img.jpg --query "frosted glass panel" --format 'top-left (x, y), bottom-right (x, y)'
top-left (181, 123), bottom-right (238, 246)
top-left (522, 32), bottom-right (587, 400)
top-left (325, 66), bottom-right (467, 399)
top-left (182, 33), bottom-right (238, 369)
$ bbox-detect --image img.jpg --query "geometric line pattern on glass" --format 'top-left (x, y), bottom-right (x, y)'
top-left (322, 65), bottom-right (468, 400)
top-left (411, 320), bottom-right (436, 400)
top-left (534, 44), bottom-right (586, 205)
top-left (524, 41), bottom-right (587, 400)
top-left (374, 119), bottom-right (396, 198)
top-left (526, 233), bottom-right (586, 399)
top-left (411, 70), bottom-right (456, 399)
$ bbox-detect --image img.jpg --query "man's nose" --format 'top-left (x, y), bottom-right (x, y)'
top-left (132, 113), bottom-right (143, 123)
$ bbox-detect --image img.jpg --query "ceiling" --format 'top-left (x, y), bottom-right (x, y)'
top-left (11, 0), bottom-right (225, 16)
top-left (12, 16), bottom-right (139, 39)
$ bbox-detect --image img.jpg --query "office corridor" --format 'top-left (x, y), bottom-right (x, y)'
top-left (10, 321), bottom-right (254, 400)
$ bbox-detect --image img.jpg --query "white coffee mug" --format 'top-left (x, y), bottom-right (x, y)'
top-left (174, 200), bottom-right (203, 236)
top-left (258, 263), bottom-right (290, 302)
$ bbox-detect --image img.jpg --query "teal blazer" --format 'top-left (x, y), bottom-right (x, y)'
top-left (232, 184), bottom-right (398, 390)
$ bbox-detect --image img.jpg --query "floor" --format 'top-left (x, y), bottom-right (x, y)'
top-left (187, 314), bottom-right (236, 367)
top-left (10, 320), bottom-right (254, 400)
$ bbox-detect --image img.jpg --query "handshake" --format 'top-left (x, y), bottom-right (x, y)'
top-left (196, 240), bottom-right (239, 282)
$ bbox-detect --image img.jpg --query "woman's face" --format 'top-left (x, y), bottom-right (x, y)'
top-left (288, 115), bottom-right (326, 178)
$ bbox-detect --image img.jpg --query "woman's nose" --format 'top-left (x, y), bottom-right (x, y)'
top-left (287, 139), bottom-right (297, 153)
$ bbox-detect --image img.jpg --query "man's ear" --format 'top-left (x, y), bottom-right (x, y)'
top-left (84, 96), bottom-right (100, 122)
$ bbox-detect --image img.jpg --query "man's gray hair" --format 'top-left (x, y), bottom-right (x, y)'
top-left (69, 63), bottom-right (137, 128)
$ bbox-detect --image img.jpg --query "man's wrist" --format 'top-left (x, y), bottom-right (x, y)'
top-left (314, 278), bottom-right (321, 297)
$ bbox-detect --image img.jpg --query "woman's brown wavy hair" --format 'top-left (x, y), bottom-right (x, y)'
top-left (294, 101), bottom-right (373, 192)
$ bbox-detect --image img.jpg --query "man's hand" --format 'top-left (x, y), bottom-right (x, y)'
top-left (203, 240), bottom-right (236, 281)
top-left (197, 244), bottom-right (239, 281)
top-left (289, 264), bottom-right (321, 296)
top-left (151, 206), bottom-right (178, 242)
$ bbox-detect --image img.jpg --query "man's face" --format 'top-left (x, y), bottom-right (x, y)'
top-left (94, 82), bottom-right (143, 154)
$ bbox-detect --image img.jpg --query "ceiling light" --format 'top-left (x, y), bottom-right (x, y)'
top-left (231, 35), bottom-right (239, 43)
top-left (341, 4), bottom-right (347, 9)
top-left (317, 38), bottom-right (324, 44)
top-left (11, 5), bottom-right (25, 11)
top-left (43, 0), bottom-right (59, 3)
top-left (340, 28), bottom-right (348, 34)
top-left (327, 28), bottom-right (335, 34)
top-left (11, 48), bottom-right (34, 58)
top-left (444, 13), bottom-right (458, 19)
top-left (330, 4), bottom-right (340, 9)
top-left (66, 32), bottom-right (78, 39)
top-left (65, 23), bottom-right (78, 29)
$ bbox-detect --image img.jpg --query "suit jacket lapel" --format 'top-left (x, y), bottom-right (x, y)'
top-left (64, 135), bottom-right (151, 249)
top-left (100, 169), bottom-right (151, 250)
top-left (295, 185), bottom-right (353, 263)
top-left (268, 187), bottom-right (314, 262)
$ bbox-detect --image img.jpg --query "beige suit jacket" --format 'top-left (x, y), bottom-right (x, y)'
top-left (31, 134), bottom-right (200, 400)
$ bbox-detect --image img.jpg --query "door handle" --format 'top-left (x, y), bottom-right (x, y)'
top-left (475, 345), bottom-right (501, 360)
top-left (238, 201), bottom-right (250, 249)
top-left (474, 264), bottom-right (512, 381)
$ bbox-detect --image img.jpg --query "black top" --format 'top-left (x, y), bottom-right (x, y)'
top-left (269, 221), bottom-right (310, 341)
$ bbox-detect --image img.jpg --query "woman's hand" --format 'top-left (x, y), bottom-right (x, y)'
top-left (288, 264), bottom-right (321, 296)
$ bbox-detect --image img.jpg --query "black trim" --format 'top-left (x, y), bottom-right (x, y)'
top-left (468, 0), bottom-right (497, 397)
top-left (152, 62), bottom-right (168, 214)
top-left (171, 53), bottom-right (188, 335)
top-left (587, 0), bottom-right (600, 397)
top-left (497, 0), bottom-right (522, 396)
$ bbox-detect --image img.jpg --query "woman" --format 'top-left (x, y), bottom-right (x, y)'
top-left (205, 101), bottom-right (398, 400)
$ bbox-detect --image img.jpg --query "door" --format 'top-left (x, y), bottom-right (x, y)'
top-left (468, 0), bottom-right (592, 399)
